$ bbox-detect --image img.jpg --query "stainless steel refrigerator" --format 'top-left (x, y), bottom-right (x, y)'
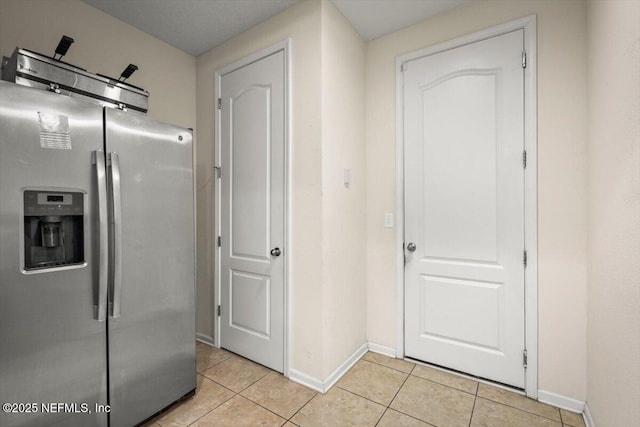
top-left (0, 49), bottom-right (196, 427)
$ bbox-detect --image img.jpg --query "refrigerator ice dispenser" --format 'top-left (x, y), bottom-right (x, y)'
top-left (23, 190), bottom-right (84, 270)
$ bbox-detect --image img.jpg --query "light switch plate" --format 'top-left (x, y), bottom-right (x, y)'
top-left (384, 213), bottom-right (393, 228)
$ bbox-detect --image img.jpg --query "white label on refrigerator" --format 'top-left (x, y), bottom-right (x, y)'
top-left (38, 112), bottom-right (71, 150)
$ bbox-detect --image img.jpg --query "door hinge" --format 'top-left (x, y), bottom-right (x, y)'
top-left (218, 98), bottom-right (222, 109)
top-left (523, 250), bottom-right (528, 268)
top-left (400, 62), bottom-right (408, 72)
top-left (522, 51), bottom-right (527, 69)
top-left (217, 305), bottom-right (221, 316)
top-left (214, 165), bottom-right (221, 178)
top-left (522, 150), bottom-right (527, 168)
top-left (523, 349), bottom-right (528, 368)
top-left (217, 236), bottom-right (222, 247)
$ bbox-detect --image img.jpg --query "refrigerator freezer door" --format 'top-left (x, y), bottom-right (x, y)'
top-left (105, 109), bottom-right (195, 427)
top-left (0, 81), bottom-right (108, 427)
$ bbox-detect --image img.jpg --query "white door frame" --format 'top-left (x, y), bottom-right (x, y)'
top-left (214, 39), bottom-right (292, 377)
top-left (395, 16), bottom-right (538, 398)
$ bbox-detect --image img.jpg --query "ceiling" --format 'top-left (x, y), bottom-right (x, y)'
top-left (82, 0), bottom-right (467, 56)
top-left (332, 0), bottom-right (466, 41)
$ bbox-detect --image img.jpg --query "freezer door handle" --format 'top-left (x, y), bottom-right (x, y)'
top-left (108, 152), bottom-right (123, 318)
top-left (93, 149), bottom-right (108, 322)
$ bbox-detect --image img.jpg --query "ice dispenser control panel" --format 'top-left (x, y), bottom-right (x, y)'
top-left (23, 190), bottom-right (84, 270)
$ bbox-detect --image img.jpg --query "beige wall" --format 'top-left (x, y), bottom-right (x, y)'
top-left (196, 0), bottom-right (367, 382)
top-left (320, 0), bottom-right (367, 377)
top-left (0, 0), bottom-right (196, 128)
top-left (196, 0), bottom-right (325, 378)
top-left (586, 1), bottom-right (640, 425)
top-left (366, 0), bottom-right (589, 400)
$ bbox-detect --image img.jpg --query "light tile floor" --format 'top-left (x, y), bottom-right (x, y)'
top-left (142, 342), bottom-right (586, 427)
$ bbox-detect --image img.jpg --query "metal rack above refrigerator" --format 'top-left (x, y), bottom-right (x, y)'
top-left (1, 47), bottom-right (149, 113)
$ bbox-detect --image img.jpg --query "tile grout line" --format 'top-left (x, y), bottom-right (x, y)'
top-left (334, 385), bottom-right (390, 409)
top-left (374, 407), bottom-right (389, 427)
top-left (194, 346), bottom-right (303, 426)
top-left (237, 370), bottom-right (271, 394)
top-left (286, 392), bottom-right (319, 424)
top-left (381, 364), bottom-right (474, 427)
top-left (409, 372), bottom-right (479, 396)
top-left (334, 384), bottom-right (438, 427)
top-left (329, 358), bottom-right (416, 410)
top-left (187, 371), bottom-right (296, 426)
top-left (385, 407), bottom-right (439, 427)
top-left (558, 408), bottom-right (564, 426)
top-left (207, 377), bottom-right (237, 395)
top-left (226, 368), bottom-right (319, 425)
top-left (232, 394), bottom-right (288, 423)
top-left (382, 362), bottom-right (415, 423)
top-left (363, 356), bottom-right (416, 375)
top-left (201, 356), bottom-right (272, 394)
top-left (468, 388), bottom-right (478, 427)
top-left (559, 407), bottom-right (587, 427)
top-left (408, 372), bottom-right (477, 398)
top-left (196, 347), bottom-right (570, 427)
top-left (224, 368), bottom-right (317, 424)
top-left (183, 387), bottom-right (237, 427)
top-left (153, 371), bottom-right (236, 426)
top-left (378, 370), bottom-right (456, 427)
top-left (475, 395), bottom-right (565, 424)
top-left (197, 353), bottom-right (234, 374)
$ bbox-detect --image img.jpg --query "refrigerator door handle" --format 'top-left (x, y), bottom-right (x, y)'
top-left (93, 149), bottom-right (108, 322)
top-left (108, 152), bottom-right (123, 318)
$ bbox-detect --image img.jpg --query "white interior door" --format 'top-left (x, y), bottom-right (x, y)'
top-left (219, 50), bottom-right (285, 372)
top-left (403, 30), bottom-right (526, 388)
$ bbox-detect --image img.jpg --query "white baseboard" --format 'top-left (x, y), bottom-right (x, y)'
top-left (538, 389), bottom-right (585, 413)
top-left (289, 368), bottom-right (325, 393)
top-left (288, 342), bottom-right (368, 393)
top-left (365, 344), bottom-right (589, 423)
top-left (323, 342), bottom-right (368, 391)
top-left (583, 403), bottom-right (595, 427)
top-left (367, 342), bottom-right (396, 357)
top-left (363, 344), bottom-right (591, 426)
top-left (196, 333), bottom-right (215, 347)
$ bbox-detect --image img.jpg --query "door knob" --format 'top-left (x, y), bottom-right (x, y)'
top-left (406, 242), bottom-right (416, 252)
top-left (270, 247), bottom-right (281, 257)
